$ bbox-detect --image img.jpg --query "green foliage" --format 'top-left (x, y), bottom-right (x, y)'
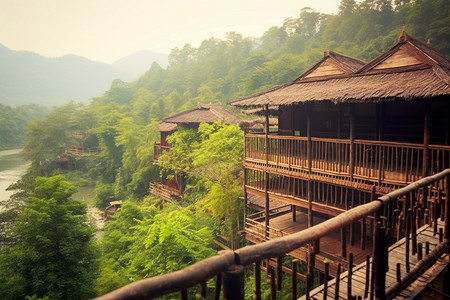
top-left (94, 182), bottom-right (117, 209)
top-left (0, 104), bottom-right (48, 150)
top-left (0, 176), bottom-right (98, 300)
top-left (96, 201), bottom-right (215, 295)
top-left (159, 122), bottom-right (244, 248)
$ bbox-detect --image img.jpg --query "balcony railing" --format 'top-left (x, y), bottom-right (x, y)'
top-left (154, 143), bottom-right (171, 162)
top-left (95, 169), bottom-right (450, 300)
top-left (244, 134), bottom-right (450, 186)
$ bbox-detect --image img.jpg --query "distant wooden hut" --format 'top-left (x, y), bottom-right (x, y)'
top-left (151, 103), bottom-right (242, 202)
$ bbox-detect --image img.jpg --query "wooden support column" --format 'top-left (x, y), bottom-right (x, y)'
top-left (255, 261), bottom-right (261, 300)
top-left (376, 102), bottom-right (384, 141)
top-left (291, 259), bottom-right (298, 300)
top-left (264, 104), bottom-right (270, 239)
top-left (222, 265), bottom-right (245, 300)
top-left (349, 104), bottom-right (355, 181)
top-left (243, 168), bottom-right (248, 222)
top-left (422, 102), bottom-right (431, 178)
top-left (445, 174), bottom-right (450, 240)
top-left (307, 103), bottom-right (312, 229)
top-left (374, 223), bottom-right (387, 300)
top-left (446, 100), bottom-right (450, 145)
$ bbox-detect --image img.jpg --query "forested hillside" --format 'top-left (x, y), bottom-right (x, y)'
top-left (0, 104), bottom-right (48, 149)
top-left (1, 0), bottom-right (449, 299)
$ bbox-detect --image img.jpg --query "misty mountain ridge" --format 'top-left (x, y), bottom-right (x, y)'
top-left (0, 44), bottom-right (168, 107)
top-left (112, 50), bottom-right (169, 78)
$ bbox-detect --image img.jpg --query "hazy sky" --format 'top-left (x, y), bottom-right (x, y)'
top-left (0, 0), bottom-right (341, 64)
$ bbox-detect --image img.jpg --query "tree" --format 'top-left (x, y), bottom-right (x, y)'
top-left (158, 122), bottom-right (244, 249)
top-left (96, 201), bottom-right (215, 295)
top-left (0, 176), bottom-right (98, 300)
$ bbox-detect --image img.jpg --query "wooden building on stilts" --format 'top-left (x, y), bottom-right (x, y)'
top-left (230, 29), bottom-right (450, 284)
top-left (151, 103), bottom-right (242, 203)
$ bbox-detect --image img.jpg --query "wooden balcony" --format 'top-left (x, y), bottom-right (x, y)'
top-left (149, 182), bottom-right (182, 203)
top-left (244, 206), bottom-right (374, 276)
top-left (245, 133), bottom-right (450, 188)
top-left (153, 143), bottom-right (170, 163)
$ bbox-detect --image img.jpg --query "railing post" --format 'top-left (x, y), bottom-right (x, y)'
top-left (291, 259), bottom-right (298, 300)
top-left (374, 222), bottom-right (387, 300)
top-left (445, 174), bottom-right (450, 240)
top-left (222, 265), bottom-right (245, 300)
top-left (276, 256), bottom-right (282, 291)
top-left (255, 261), bottom-right (261, 300)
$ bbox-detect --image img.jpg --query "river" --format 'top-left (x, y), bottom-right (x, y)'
top-left (0, 149), bottom-right (28, 209)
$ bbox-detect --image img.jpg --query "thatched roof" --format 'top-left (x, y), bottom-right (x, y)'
top-left (159, 103), bottom-right (241, 132)
top-left (230, 31), bottom-right (450, 108)
top-left (159, 122), bottom-right (178, 132)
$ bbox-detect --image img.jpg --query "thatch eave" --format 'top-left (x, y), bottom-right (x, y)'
top-left (231, 67), bottom-right (450, 108)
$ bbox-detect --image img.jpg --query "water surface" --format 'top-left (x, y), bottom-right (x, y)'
top-left (0, 149), bottom-right (28, 206)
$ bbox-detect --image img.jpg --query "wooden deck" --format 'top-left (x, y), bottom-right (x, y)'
top-left (302, 221), bottom-right (448, 299)
top-left (245, 211), bottom-right (374, 276)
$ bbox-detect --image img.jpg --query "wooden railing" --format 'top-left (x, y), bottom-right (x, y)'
top-left (95, 169), bottom-right (450, 300)
top-left (154, 143), bottom-right (170, 161)
top-left (64, 147), bottom-right (99, 155)
top-left (245, 134), bottom-right (450, 186)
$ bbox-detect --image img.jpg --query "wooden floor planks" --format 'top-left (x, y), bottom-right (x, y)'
top-left (300, 221), bottom-right (448, 299)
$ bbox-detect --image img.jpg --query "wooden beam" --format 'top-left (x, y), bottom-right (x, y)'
top-left (422, 102), bottom-right (431, 177)
top-left (349, 104), bottom-right (355, 181)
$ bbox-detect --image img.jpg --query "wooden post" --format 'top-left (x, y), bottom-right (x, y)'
top-left (365, 255), bottom-right (370, 299)
top-left (276, 256), bottom-right (282, 291)
top-left (445, 174), bottom-right (450, 240)
top-left (307, 103), bottom-right (313, 229)
top-left (270, 267), bottom-right (276, 300)
top-left (180, 289), bottom-right (187, 300)
top-left (405, 209), bottom-right (411, 273)
top-left (349, 104), bottom-right (355, 181)
top-left (265, 104), bottom-right (270, 239)
top-left (374, 224), bottom-right (387, 300)
top-left (214, 273), bottom-right (222, 300)
top-left (222, 265), bottom-right (245, 300)
top-left (324, 262), bottom-right (329, 299)
top-left (335, 263), bottom-right (341, 300)
top-left (243, 169), bottom-right (248, 222)
top-left (347, 253), bottom-right (353, 300)
top-left (255, 261), bottom-right (261, 300)
top-left (291, 259), bottom-right (298, 300)
top-left (292, 205), bottom-right (296, 222)
top-left (411, 207), bottom-right (417, 255)
top-left (200, 281), bottom-right (207, 298)
top-left (305, 274), bottom-right (311, 300)
top-left (307, 103), bottom-right (312, 174)
top-left (422, 102), bottom-right (430, 178)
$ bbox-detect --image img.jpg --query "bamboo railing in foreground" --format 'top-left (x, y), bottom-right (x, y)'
top-left (95, 169), bottom-right (450, 300)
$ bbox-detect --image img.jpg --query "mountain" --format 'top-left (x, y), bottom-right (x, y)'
top-left (0, 44), bottom-right (132, 107)
top-left (112, 50), bottom-right (169, 78)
